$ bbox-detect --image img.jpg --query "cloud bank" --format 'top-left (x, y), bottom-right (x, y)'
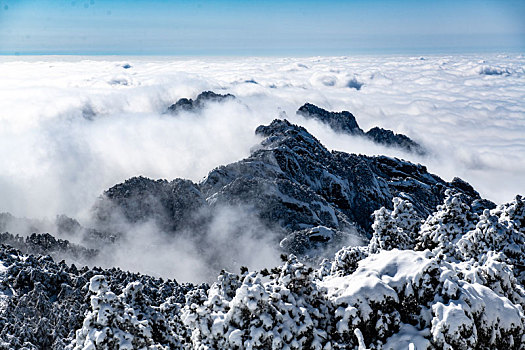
top-left (0, 54), bottom-right (523, 281)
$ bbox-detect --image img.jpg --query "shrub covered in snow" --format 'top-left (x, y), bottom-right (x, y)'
top-left (416, 190), bottom-right (478, 257)
top-left (70, 275), bottom-right (190, 349)
top-left (329, 245), bottom-right (369, 277)
top-left (458, 196), bottom-right (525, 283)
top-left (180, 244), bottom-right (525, 349)
top-left (369, 197), bottom-right (422, 253)
top-left (182, 257), bottom-right (333, 349)
top-left (322, 249), bottom-right (525, 349)
top-left (351, 192), bottom-right (525, 348)
top-left (179, 190), bottom-right (525, 349)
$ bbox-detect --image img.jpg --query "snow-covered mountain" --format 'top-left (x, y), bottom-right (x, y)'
top-left (1, 55), bottom-right (524, 221)
top-left (89, 117), bottom-right (493, 259)
top-left (0, 118), bottom-right (523, 349)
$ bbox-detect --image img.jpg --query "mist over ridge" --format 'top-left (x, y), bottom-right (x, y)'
top-left (1, 54), bottom-right (524, 221)
top-left (1, 0), bottom-right (525, 346)
top-left (0, 53), bottom-right (523, 281)
top-left (2, 49), bottom-right (525, 350)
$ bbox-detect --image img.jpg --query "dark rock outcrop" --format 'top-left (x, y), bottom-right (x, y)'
top-left (205, 119), bottom-right (489, 235)
top-left (279, 226), bottom-right (359, 257)
top-left (0, 212), bottom-right (119, 250)
top-left (92, 177), bottom-right (209, 235)
top-left (0, 232), bottom-right (98, 264)
top-left (365, 126), bottom-right (425, 155)
top-left (297, 103), bottom-right (363, 135)
top-left (167, 91), bottom-right (235, 114)
top-left (297, 103), bottom-right (426, 155)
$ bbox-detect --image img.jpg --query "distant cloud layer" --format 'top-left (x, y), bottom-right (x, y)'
top-left (0, 54), bottom-right (523, 223)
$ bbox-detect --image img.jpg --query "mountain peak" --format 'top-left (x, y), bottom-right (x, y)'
top-left (297, 103), bottom-right (363, 135)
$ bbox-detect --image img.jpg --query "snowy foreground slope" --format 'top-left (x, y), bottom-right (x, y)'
top-left (0, 191), bottom-right (524, 349)
top-left (0, 120), bottom-right (524, 349)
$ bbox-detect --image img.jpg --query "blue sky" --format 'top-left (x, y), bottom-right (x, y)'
top-left (0, 0), bottom-right (524, 55)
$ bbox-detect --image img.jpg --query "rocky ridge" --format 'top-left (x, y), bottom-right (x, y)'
top-left (297, 103), bottom-right (426, 155)
top-left (167, 92), bottom-right (424, 155)
top-left (0, 117), bottom-right (494, 261)
top-left (92, 118), bottom-right (493, 258)
top-left (0, 232), bottom-right (97, 265)
top-left (0, 115), bottom-right (522, 349)
top-left (167, 91), bottom-right (235, 114)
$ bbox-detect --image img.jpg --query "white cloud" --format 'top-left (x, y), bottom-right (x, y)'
top-left (0, 54), bottom-right (524, 280)
top-left (1, 54), bottom-right (524, 217)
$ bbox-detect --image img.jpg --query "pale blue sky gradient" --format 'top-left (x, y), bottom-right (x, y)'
top-left (0, 0), bottom-right (524, 55)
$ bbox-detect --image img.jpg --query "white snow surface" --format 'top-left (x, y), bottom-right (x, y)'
top-left (0, 54), bottom-right (524, 220)
top-left (309, 226), bottom-right (335, 241)
top-left (382, 323), bottom-right (430, 350)
top-left (321, 249), bottom-right (434, 305)
top-left (320, 247), bottom-right (525, 349)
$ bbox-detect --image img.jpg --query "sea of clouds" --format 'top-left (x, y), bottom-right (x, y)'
top-left (0, 54), bottom-right (523, 281)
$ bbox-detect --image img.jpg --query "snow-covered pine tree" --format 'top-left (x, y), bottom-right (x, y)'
top-left (416, 190), bottom-right (477, 258)
top-left (69, 275), bottom-right (165, 350)
top-left (329, 245), bottom-right (369, 276)
top-left (369, 197), bottom-right (421, 253)
top-left (182, 257), bottom-right (334, 349)
top-left (458, 195), bottom-right (525, 285)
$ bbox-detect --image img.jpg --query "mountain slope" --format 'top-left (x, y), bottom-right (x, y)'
top-left (93, 119), bottom-right (493, 258)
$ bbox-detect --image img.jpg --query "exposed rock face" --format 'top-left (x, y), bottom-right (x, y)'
top-left (167, 91), bottom-right (235, 114)
top-left (55, 214), bottom-right (83, 236)
top-left (93, 119), bottom-right (493, 257)
top-left (168, 94), bottom-right (424, 154)
top-left (249, 119), bottom-right (490, 231)
top-left (365, 126), bottom-right (425, 155)
top-left (297, 102), bottom-right (363, 135)
top-left (92, 177), bottom-right (208, 235)
top-left (0, 212), bottom-right (118, 251)
top-left (279, 226), bottom-right (355, 258)
top-left (296, 103), bottom-right (426, 154)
